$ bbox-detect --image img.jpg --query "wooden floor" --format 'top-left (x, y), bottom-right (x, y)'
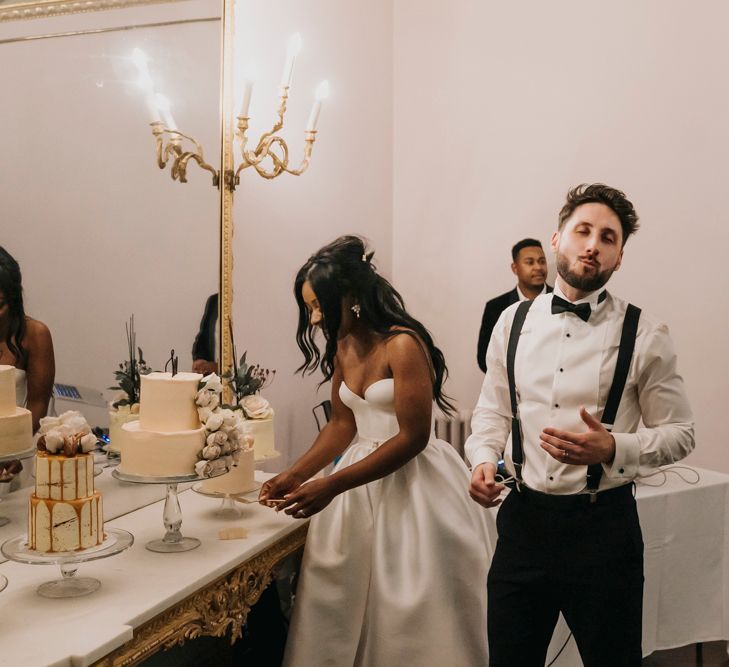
top-left (643, 642), bottom-right (729, 667)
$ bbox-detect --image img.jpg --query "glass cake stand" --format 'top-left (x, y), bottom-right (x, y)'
top-left (1, 528), bottom-right (134, 598)
top-left (0, 447), bottom-right (36, 528)
top-left (192, 453), bottom-right (278, 518)
top-left (191, 481), bottom-right (263, 519)
top-left (112, 468), bottom-right (225, 553)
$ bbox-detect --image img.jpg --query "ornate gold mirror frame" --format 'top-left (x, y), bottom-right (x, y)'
top-left (0, 0), bottom-right (182, 22)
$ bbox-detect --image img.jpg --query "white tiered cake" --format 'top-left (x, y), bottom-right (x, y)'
top-left (0, 365), bottom-right (33, 456)
top-left (29, 413), bottom-right (103, 553)
top-left (201, 441), bottom-right (256, 495)
top-left (119, 372), bottom-right (206, 477)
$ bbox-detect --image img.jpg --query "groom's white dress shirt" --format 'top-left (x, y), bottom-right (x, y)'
top-left (465, 283), bottom-right (695, 494)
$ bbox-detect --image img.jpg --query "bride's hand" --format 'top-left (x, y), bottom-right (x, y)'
top-left (276, 478), bottom-right (338, 519)
top-left (259, 471), bottom-right (303, 508)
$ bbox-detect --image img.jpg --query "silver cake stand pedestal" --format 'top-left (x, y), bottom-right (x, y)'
top-left (1, 528), bottom-right (134, 598)
top-left (0, 447), bottom-right (36, 528)
top-left (112, 468), bottom-right (224, 553)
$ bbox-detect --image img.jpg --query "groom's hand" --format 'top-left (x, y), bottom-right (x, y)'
top-left (540, 406), bottom-right (616, 465)
top-left (469, 463), bottom-right (504, 509)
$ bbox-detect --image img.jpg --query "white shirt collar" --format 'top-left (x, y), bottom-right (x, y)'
top-left (516, 283), bottom-right (548, 302)
top-left (553, 281), bottom-right (608, 309)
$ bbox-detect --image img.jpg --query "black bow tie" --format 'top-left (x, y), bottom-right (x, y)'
top-left (551, 295), bottom-right (592, 322)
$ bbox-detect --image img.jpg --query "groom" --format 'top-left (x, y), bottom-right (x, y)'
top-left (465, 183), bottom-right (694, 666)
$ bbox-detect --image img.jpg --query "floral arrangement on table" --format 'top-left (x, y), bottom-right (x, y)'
top-left (193, 373), bottom-right (254, 478)
top-left (35, 411), bottom-right (97, 455)
top-left (224, 350), bottom-right (275, 421)
top-left (109, 315), bottom-right (153, 414)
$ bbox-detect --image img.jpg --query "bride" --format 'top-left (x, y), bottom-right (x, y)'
top-left (260, 236), bottom-right (495, 667)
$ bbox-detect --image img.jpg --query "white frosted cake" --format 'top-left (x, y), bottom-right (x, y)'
top-left (120, 372), bottom-right (205, 477)
top-left (201, 446), bottom-right (256, 495)
top-left (0, 365), bottom-right (33, 456)
top-left (243, 417), bottom-right (275, 459)
top-left (107, 406), bottom-right (138, 454)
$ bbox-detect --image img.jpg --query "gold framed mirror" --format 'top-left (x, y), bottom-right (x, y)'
top-left (0, 0), bottom-right (181, 22)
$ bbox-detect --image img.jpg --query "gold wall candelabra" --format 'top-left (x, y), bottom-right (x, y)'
top-left (132, 13), bottom-right (328, 376)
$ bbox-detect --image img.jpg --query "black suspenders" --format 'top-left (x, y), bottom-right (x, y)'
top-left (506, 299), bottom-right (642, 497)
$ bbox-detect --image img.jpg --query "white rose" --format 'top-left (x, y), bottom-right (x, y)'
top-left (66, 416), bottom-right (90, 436)
top-left (212, 431), bottom-right (228, 446)
top-left (195, 460), bottom-right (211, 477)
top-left (202, 444), bottom-right (221, 460)
top-left (239, 395), bottom-right (273, 420)
top-left (196, 389), bottom-right (213, 407)
top-left (198, 407), bottom-right (213, 423)
top-left (80, 433), bottom-right (97, 453)
top-left (38, 416), bottom-right (62, 433)
top-left (206, 412), bottom-right (224, 432)
top-left (45, 431), bottom-right (65, 453)
top-left (208, 393), bottom-right (220, 410)
top-left (202, 373), bottom-right (223, 394)
top-left (219, 408), bottom-right (237, 428)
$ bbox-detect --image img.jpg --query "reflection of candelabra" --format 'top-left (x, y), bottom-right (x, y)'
top-left (133, 35), bottom-right (328, 191)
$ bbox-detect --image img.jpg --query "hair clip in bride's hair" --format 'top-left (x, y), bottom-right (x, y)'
top-left (362, 253), bottom-right (367, 262)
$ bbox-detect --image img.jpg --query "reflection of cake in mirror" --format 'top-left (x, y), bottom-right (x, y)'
top-left (0, 365), bottom-right (33, 456)
top-left (239, 395), bottom-right (276, 460)
top-left (120, 372), bottom-right (205, 477)
top-left (28, 411), bottom-right (103, 553)
top-left (201, 438), bottom-right (256, 495)
top-left (107, 404), bottom-right (139, 454)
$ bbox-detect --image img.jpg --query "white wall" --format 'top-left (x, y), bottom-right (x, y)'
top-left (231, 0), bottom-right (394, 469)
top-left (393, 0), bottom-right (729, 472)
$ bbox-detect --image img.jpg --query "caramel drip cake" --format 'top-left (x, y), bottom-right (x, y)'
top-left (29, 413), bottom-right (103, 553)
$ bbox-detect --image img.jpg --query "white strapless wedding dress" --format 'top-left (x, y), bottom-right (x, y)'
top-left (283, 379), bottom-right (496, 667)
top-left (15, 368), bottom-right (27, 407)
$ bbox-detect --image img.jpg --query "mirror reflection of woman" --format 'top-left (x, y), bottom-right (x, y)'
top-left (0, 247), bottom-right (55, 433)
top-left (260, 236), bottom-right (494, 666)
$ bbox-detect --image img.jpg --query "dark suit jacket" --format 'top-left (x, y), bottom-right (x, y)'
top-left (192, 293), bottom-right (218, 363)
top-left (477, 285), bottom-right (553, 373)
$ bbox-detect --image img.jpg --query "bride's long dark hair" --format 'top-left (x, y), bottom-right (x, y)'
top-left (0, 247), bottom-right (27, 367)
top-left (294, 235), bottom-right (455, 415)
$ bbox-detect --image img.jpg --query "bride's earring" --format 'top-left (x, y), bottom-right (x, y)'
top-left (351, 303), bottom-right (361, 319)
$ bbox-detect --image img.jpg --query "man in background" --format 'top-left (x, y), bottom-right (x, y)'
top-left (477, 238), bottom-right (551, 373)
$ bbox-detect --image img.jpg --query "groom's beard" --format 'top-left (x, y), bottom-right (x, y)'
top-left (556, 251), bottom-right (616, 293)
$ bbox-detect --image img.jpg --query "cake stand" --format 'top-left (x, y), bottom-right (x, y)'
top-left (0, 448), bottom-right (36, 528)
top-left (191, 481), bottom-right (262, 519)
top-left (192, 452), bottom-right (279, 518)
top-left (1, 528), bottom-right (134, 598)
top-left (112, 468), bottom-right (225, 553)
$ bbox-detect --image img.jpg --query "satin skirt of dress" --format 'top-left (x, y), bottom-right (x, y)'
top-left (283, 438), bottom-right (495, 667)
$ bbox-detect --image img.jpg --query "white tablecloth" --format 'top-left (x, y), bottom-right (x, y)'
top-left (546, 466), bottom-right (729, 664)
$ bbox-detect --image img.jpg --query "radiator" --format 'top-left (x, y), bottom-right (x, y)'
top-left (435, 410), bottom-right (472, 459)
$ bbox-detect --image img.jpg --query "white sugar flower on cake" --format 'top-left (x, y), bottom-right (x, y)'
top-left (239, 394), bottom-right (274, 420)
top-left (193, 373), bottom-right (249, 478)
top-left (36, 410), bottom-right (97, 454)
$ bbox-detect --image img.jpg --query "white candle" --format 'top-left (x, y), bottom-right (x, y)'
top-left (306, 80), bottom-right (330, 132)
top-left (154, 93), bottom-right (177, 130)
top-left (280, 33), bottom-right (302, 88)
top-left (239, 66), bottom-right (257, 118)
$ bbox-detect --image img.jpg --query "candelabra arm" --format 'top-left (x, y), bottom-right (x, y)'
top-left (283, 131), bottom-right (317, 176)
top-left (253, 86), bottom-right (289, 154)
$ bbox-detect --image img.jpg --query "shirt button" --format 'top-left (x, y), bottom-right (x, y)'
top-left (566, 333), bottom-right (571, 338)
top-left (559, 368), bottom-right (564, 372)
top-left (619, 468), bottom-right (625, 474)
top-left (554, 403), bottom-right (559, 408)
top-left (549, 476), bottom-right (554, 481)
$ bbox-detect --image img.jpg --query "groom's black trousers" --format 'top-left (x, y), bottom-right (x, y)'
top-left (487, 483), bottom-right (644, 667)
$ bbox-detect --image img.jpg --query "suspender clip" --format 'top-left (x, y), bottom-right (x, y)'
top-left (589, 489), bottom-right (597, 504)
